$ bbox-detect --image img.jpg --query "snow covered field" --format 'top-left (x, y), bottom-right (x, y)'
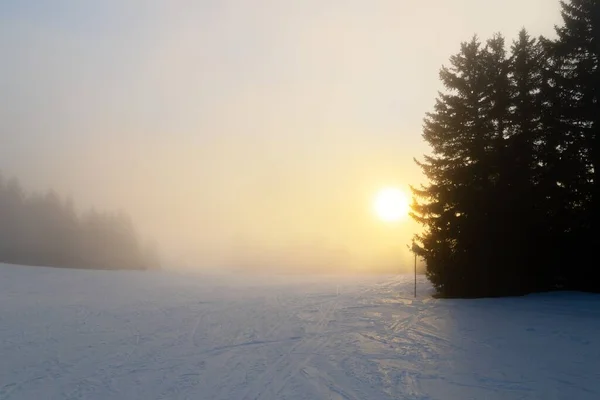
top-left (0, 264), bottom-right (599, 400)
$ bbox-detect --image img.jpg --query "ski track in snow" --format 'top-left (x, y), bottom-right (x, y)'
top-left (1, 265), bottom-right (600, 399)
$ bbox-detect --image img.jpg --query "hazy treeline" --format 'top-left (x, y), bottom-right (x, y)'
top-left (412, 0), bottom-right (600, 297)
top-left (0, 172), bottom-right (160, 271)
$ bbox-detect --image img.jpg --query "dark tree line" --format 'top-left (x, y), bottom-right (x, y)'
top-left (0, 172), bottom-right (160, 271)
top-left (411, 0), bottom-right (600, 297)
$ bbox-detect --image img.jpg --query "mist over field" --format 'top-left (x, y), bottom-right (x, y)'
top-left (0, 0), bottom-right (560, 272)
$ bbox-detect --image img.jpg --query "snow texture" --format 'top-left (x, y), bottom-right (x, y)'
top-left (0, 263), bottom-right (599, 399)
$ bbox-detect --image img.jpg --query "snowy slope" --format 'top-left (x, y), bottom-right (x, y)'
top-left (0, 264), bottom-right (599, 400)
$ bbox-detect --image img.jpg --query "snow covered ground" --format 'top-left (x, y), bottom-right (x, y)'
top-left (0, 263), bottom-right (599, 400)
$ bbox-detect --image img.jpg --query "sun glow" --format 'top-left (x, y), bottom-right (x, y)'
top-left (374, 187), bottom-right (410, 222)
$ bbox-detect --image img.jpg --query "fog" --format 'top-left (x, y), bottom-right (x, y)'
top-left (0, 0), bottom-right (560, 272)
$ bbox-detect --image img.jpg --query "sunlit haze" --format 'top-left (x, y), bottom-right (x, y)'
top-left (0, 0), bottom-right (561, 272)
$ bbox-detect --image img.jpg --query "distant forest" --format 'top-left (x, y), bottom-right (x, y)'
top-left (411, 0), bottom-right (600, 297)
top-left (0, 172), bottom-right (160, 271)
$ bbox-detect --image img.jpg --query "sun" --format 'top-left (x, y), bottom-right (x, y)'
top-left (373, 187), bottom-right (410, 222)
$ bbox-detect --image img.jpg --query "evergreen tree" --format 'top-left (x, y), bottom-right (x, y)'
top-left (546, 0), bottom-right (600, 291)
top-left (412, 0), bottom-right (600, 296)
top-left (537, 37), bottom-right (575, 289)
top-left (478, 34), bottom-right (516, 294)
top-left (412, 32), bottom-right (554, 297)
top-left (503, 30), bottom-right (549, 292)
top-left (0, 171), bottom-right (160, 270)
top-left (412, 36), bottom-right (503, 297)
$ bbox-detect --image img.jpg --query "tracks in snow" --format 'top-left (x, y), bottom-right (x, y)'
top-left (239, 293), bottom-right (342, 400)
top-left (0, 273), bottom-right (439, 400)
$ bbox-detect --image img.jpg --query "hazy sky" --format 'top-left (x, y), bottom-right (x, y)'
top-left (0, 0), bottom-right (561, 271)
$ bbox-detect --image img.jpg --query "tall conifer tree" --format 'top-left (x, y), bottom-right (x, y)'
top-left (547, 0), bottom-right (600, 291)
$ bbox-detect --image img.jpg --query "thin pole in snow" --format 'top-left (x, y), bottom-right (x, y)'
top-left (407, 240), bottom-right (418, 298)
top-left (410, 240), bottom-right (417, 298)
top-left (414, 250), bottom-right (417, 298)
